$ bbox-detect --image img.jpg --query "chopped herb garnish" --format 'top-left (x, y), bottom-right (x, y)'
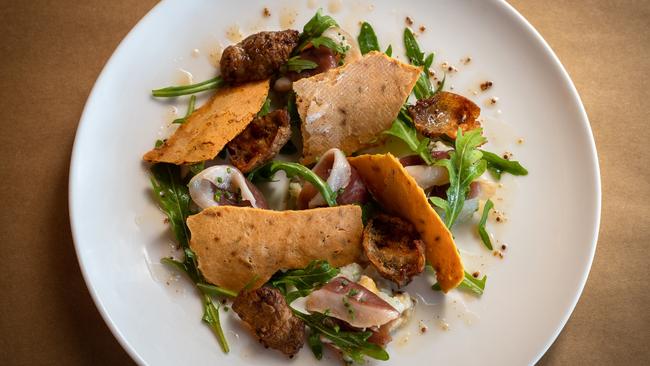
top-left (152, 76), bottom-right (225, 98)
top-left (478, 199), bottom-right (494, 250)
top-left (154, 139), bottom-right (165, 148)
top-left (216, 176), bottom-right (223, 184)
top-left (249, 161), bottom-right (338, 207)
top-left (385, 44), bottom-right (393, 57)
top-left (357, 22), bottom-right (380, 54)
top-left (172, 95), bottom-right (196, 124)
top-left (480, 149), bottom-right (528, 179)
top-left (342, 296), bottom-right (355, 320)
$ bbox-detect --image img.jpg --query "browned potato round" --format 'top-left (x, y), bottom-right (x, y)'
top-left (407, 91), bottom-right (481, 139)
top-left (362, 214), bottom-right (426, 287)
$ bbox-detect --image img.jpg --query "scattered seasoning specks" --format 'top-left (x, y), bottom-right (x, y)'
top-left (480, 80), bottom-right (493, 91)
top-left (419, 25), bottom-right (426, 32)
top-left (489, 96), bottom-right (499, 105)
top-left (493, 209), bottom-right (508, 223)
top-left (472, 271), bottom-right (480, 278)
top-left (502, 151), bottom-right (513, 160)
top-left (517, 137), bottom-right (525, 144)
top-left (263, 7), bottom-right (271, 17)
top-left (501, 244), bottom-right (508, 251)
top-left (419, 321), bottom-right (428, 334)
top-left (406, 16), bottom-right (414, 26)
top-left (462, 57), bottom-right (472, 65)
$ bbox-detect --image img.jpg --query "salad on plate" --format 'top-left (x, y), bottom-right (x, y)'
top-left (143, 9), bottom-right (527, 364)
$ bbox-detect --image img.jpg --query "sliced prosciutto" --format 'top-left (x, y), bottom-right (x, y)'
top-left (188, 165), bottom-right (268, 209)
top-left (399, 154), bottom-right (449, 190)
top-left (305, 276), bottom-right (399, 329)
top-left (297, 148), bottom-right (369, 209)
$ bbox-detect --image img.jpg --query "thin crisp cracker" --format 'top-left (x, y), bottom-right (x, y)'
top-left (349, 153), bottom-right (464, 292)
top-left (188, 205), bottom-right (364, 291)
top-left (143, 79), bottom-right (269, 164)
top-left (293, 52), bottom-right (421, 165)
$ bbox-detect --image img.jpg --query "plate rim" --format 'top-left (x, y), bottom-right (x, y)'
top-left (68, 1), bottom-right (602, 365)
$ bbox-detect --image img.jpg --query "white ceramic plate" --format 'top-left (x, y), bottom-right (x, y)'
top-left (69, 0), bottom-right (600, 365)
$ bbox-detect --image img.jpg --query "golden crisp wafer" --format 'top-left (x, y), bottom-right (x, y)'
top-left (293, 52), bottom-right (420, 165)
top-left (188, 205), bottom-right (364, 291)
top-left (143, 79), bottom-right (269, 164)
top-left (349, 153), bottom-right (464, 292)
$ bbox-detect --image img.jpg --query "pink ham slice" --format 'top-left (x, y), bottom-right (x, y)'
top-left (305, 276), bottom-right (399, 329)
top-left (297, 148), bottom-right (369, 209)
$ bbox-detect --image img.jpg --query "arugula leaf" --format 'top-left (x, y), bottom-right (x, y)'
top-left (432, 271), bottom-right (487, 296)
top-left (357, 22), bottom-right (380, 54)
top-left (285, 56), bottom-right (318, 73)
top-left (298, 9), bottom-right (339, 50)
top-left (202, 294), bottom-right (229, 353)
top-left (270, 260), bottom-right (340, 303)
top-left (151, 164), bottom-right (233, 352)
top-left (150, 163), bottom-right (191, 247)
top-left (403, 27), bottom-right (441, 99)
top-left (403, 28), bottom-right (425, 65)
top-left (307, 329), bottom-right (324, 360)
top-left (293, 311), bottom-right (389, 362)
top-left (302, 9), bottom-right (339, 40)
top-left (433, 128), bottom-right (487, 228)
top-left (412, 72), bottom-right (434, 100)
top-left (478, 199), bottom-right (494, 250)
top-left (172, 95), bottom-right (196, 124)
top-left (480, 150), bottom-right (528, 179)
top-left (307, 36), bottom-right (349, 54)
top-left (257, 97), bottom-right (272, 117)
top-left (458, 272), bottom-right (487, 295)
top-left (196, 282), bottom-right (238, 298)
top-left (383, 110), bottom-right (433, 165)
top-left (152, 76), bottom-right (224, 98)
top-left (249, 161), bottom-right (338, 206)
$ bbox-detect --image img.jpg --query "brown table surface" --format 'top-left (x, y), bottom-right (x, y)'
top-left (0, 1), bottom-right (648, 365)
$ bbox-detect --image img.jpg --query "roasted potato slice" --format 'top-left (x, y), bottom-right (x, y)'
top-left (407, 91), bottom-right (481, 139)
top-left (362, 214), bottom-right (426, 287)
